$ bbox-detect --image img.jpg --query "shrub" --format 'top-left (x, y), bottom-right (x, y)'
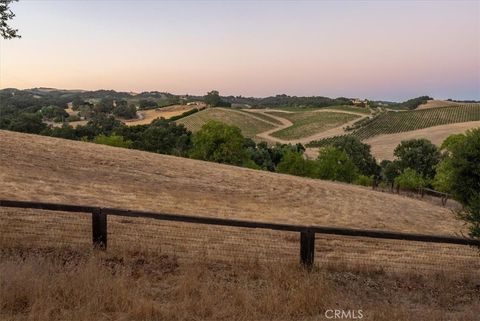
top-left (67, 115), bottom-right (81, 122)
top-left (355, 175), bottom-right (373, 187)
top-left (93, 134), bottom-right (132, 148)
top-left (394, 168), bottom-right (426, 191)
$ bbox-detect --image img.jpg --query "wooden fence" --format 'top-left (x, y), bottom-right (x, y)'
top-left (1, 199), bottom-right (479, 268)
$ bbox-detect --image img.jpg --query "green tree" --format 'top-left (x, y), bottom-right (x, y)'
top-left (190, 120), bottom-right (250, 166)
top-left (94, 98), bottom-right (114, 114)
top-left (39, 105), bottom-right (68, 121)
top-left (71, 96), bottom-right (85, 110)
top-left (331, 136), bottom-right (379, 176)
top-left (316, 147), bottom-right (359, 183)
top-left (93, 134), bottom-right (133, 148)
top-left (48, 124), bottom-right (78, 140)
top-left (449, 128), bottom-right (480, 207)
top-left (394, 139), bottom-right (441, 179)
top-left (380, 160), bottom-right (400, 184)
top-left (432, 133), bottom-right (468, 193)
top-left (113, 101), bottom-right (137, 119)
top-left (8, 112), bottom-right (46, 134)
top-left (276, 151), bottom-right (314, 177)
top-left (204, 90), bottom-right (221, 107)
top-left (140, 119), bottom-right (192, 156)
top-left (1, 0), bottom-right (20, 39)
top-left (394, 168), bottom-right (426, 191)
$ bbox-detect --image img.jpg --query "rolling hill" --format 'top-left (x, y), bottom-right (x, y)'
top-left (176, 107), bottom-right (277, 138)
top-left (0, 129), bottom-right (464, 234)
top-left (1, 130), bottom-right (478, 321)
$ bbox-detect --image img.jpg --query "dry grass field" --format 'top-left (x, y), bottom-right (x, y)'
top-left (366, 121), bottom-right (480, 160)
top-left (1, 130), bottom-right (479, 320)
top-left (417, 99), bottom-right (463, 110)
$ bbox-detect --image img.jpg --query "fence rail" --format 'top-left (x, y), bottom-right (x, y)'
top-left (1, 199), bottom-right (479, 267)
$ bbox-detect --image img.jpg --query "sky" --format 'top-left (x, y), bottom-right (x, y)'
top-left (0, 0), bottom-right (479, 101)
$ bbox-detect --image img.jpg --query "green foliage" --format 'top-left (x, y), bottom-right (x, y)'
top-left (67, 115), bottom-right (81, 122)
top-left (449, 129), bottom-right (480, 206)
top-left (48, 124), bottom-right (77, 140)
top-left (1, 0), bottom-right (20, 39)
top-left (204, 90), bottom-right (221, 107)
top-left (76, 114), bottom-right (124, 139)
top-left (168, 108), bottom-right (200, 121)
top-left (94, 98), bottom-right (114, 114)
top-left (138, 119), bottom-right (192, 156)
top-left (316, 147), bottom-right (359, 183)
top-left (93, 134), bottom-right (133, 148)
top-left (394, 139), bottom-right (441, 179)
top-left (331, 136), bottom-right (379, 176)
top-left (355, 175), bottom-right (373, 187)
top-left (138, 99), bottom-right (158, 109)
top-left (457, 195), bottom-right (480, 239)
top-left (380, 160), bottom-right (402, 185)
top-left (394, 168), bottom-right (426, 191)
top-left (38, 105), bottom-right (68, 121)
top-left (189, 120), bottom-right (251, 166)
top-left (113, 101), bottom-right (137, 119)
top-left (397, 96), bottom-right (432, 110)
top-left (432, 158), bottom-right (454, 193)
top-left (440, 133), bottom-right (466, 153)
top-left (71, 96), bottom-right (86, 110)
top-left (8, 112), bottom-right (46, 134)
top-left (276, 151), bottom-right (315, 177)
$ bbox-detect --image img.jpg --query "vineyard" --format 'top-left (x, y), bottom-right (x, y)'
top-left (352, 104), bottom-right (480, 140)
top-left (267, 111), bottom-right (359, 140)
top-left (236, 109), bottom-right (284, 125)
top-left (307, 104), bottom-right (480, 148)
top-left (176, 108), bottom-right (275, 138)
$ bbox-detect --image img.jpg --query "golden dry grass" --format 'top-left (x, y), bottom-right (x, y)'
top-left (0, 247), bottom-right (479, 321)
top-left (0, 129), bottom-right (464, 234)
top-left (1, 130), bottom-right (480, 319)
top-left (366, 121), bottom-right (480, 160)
top-left (417, 100), bottom-right (463, 110)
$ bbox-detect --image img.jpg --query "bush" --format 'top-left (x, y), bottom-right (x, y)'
top-left (93, 134), bottom-right (132, 148)
top-left (169, 108), bottom-right (199, 121)
top-left (355, 175), bottom-right (373, 187)
top-left (394, 168), bottom-right (426, 191)
top-left (67, 115), bottom-right (81, 122)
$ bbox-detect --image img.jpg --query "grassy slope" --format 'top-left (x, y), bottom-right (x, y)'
top-left (1, 130), bottom-right (479, 320)
top-left (177, 108), bottom-right (275, 137)
top-left (268, 111), bottom-right (359, 139)
top-left (0, 130), bottom-right (462, 234)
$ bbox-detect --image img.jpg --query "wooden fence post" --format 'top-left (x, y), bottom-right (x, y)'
top-left (92, 208), bottom-right (107, 250)
top-left (300, 228), bottom-right (315, 268)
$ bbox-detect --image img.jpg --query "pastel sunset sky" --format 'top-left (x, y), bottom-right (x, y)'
top-left (0, 0), bottom-right (479, 101)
